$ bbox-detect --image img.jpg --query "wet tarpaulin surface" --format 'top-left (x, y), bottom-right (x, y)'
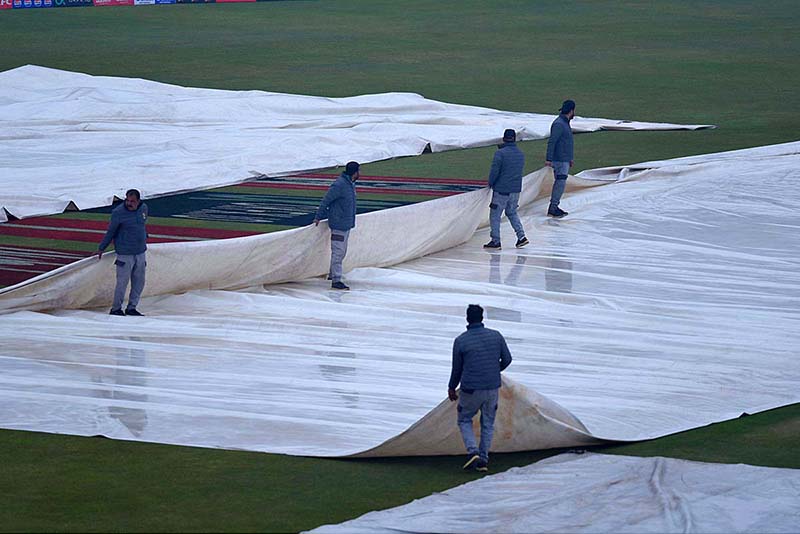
top-left (309, 453), bottom-right (800, 533)
top-left (0, 65), bottom-right (712, 221)
top-left (0, 143), bottom-right (798, 456)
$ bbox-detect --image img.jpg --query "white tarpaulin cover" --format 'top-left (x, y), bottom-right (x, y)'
top-left (0, 65), bottom-right (712, 222)
top-left (0, 142), bottom-right (798, 457)
top-left (309, 453), bottom-right (800, 533)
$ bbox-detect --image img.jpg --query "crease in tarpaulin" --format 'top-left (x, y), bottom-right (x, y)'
top-left (348, 376), bottom-right (606, 458)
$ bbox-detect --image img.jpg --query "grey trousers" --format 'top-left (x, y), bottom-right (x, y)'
top-left (113, 252), bottom-right (146, 311)
top-left (549, 161), bottom-right (570, 208)
top-left (489, 191), bottom-right (525, 243)
top-left (329, 229), bottom-right (350, 283)
top-left (457, 388), bottom-right (499, 462)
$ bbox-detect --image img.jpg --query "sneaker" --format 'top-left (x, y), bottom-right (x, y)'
top-left (125, 308), bottom-right (144, 316)
top-left (476, 459), bottom-right (489, 472)
top-left (109, 309), bottom-right (125, 316)
top-left (331, 281), bottom-right (350, 290)
top-left (547, 207), bottom-right (568, 218)
top-left (483, 240), bottom-right (502, 250)
top-left (462, 453), bottom-right (480, 470)
top-left (515, 236), bottom-right (529, 248)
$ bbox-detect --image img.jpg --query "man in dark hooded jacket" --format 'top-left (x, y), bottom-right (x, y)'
top-left (314, 161), bottom-right (359, 290)
top-left (545, 99), bottom-right (576, 218)
top-left (484, 129), bottom-right (529, 250)
top-left (97, 188), bottom-right (148, 316)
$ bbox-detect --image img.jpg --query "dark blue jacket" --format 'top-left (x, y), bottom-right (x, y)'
top-left (546, 114), bottom-right (574, 162)
top-left (315, 173), bottom-right (357, 231)
top-left (98, 202), bottom-right (148, 256)
top-left (488, 142), bottom-right (525, 194)
top-left (449, 323), bottom-right (512, 391)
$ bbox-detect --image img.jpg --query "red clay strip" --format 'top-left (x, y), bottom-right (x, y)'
top-left (238, 182), bottom-right (462, 196)
top-left (10, 218), bottom-right (260, 239)
top-left (294, 173), bottom-right (482, 185)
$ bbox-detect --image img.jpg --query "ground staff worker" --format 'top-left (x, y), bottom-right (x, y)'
top-left (484, 129), bottom-right (529, 250)
top-left (448, 304), bottom-right (513, 472)
top-left (546, 99), bottom-right (576, 218)
top-left (97, 188), bottom-right (148, 316)
top-left (314, 161), bottom-right (359, 290)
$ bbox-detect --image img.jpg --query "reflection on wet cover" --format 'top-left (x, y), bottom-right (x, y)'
top-left (487, 254), bottom-right (526, 322)
top-left (319, 351), bottom-right (359, 408)
top-left (488, 253), bottom-right (528, 287)
top-left (92, 337), bottom-right (148, 437)
top-left (486, 252), bottom-right (574, 322)
top-left (545, 255), bottom-right (573, 294)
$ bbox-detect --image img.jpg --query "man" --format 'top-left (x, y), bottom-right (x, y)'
top-left (97, 189), bottom-right (148, 316)
top-left (484, 129), bottom-right (529, 250)
top-left (314, 161), bottom-right (359, 290)
top-left (448, 304), bottom-right (513, 472)
top-left (545, 99), bottom-right (576, 218)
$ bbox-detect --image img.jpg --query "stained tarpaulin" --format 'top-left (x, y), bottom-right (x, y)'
top-left (0, 65), bottom-right (712, 222)
top-left (0, 142), bottom-right (798, 457)
top-left (309, 453), bottom-right (800, 533)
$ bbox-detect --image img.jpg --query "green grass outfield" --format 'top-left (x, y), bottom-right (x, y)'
top-left (1, 1), bottom-right (799, 531)
top-left (2, 405), bottom-right (798, 533)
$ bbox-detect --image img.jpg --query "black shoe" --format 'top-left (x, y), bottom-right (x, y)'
top-left (331, 281), bottom-right (350, 290)
top-left (483, 240), bottom-right (502, 250)
top-left (515, 236), bottom-right (529, 248)
top-left (109, 309), bottom-right (125, 316)
top-left (548, 207), bottom-right (568, 218)
top-left (462, 453), bottom-right (480, 470)
top-left (476, 459), bottom-right (489, 472)
top-left (326, 274), bottom-right (332, 281)
top-left (125, 308), bottom-right (144, 316)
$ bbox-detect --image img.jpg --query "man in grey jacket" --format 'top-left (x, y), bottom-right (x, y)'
top-left (545, 99), bottom-right (576, 218)
top-left (314, 161), bottom-right (359, 290)
top-left (448, 304), bottom-right (513, 472)
top-left (97, 189), bottom-right (148, 316)
top-left (483, 130), bottom-right (529, 250)
top-left (484, 129), bottom-right (529, 250)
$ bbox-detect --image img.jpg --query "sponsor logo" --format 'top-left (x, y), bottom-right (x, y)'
top-left (53, 0), bottom-right (93, 7)
top-left (134, 0), bottom-right (155, 5)
top-left (0, 0), bottom-right (13, 9)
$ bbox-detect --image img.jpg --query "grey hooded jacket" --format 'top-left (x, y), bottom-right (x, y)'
top-left (546, 114), bottom-right (574, 162)
top-left (315, 172), bottom-right (357, 231)
top-left (98, 202), bottom-right (148, 256)
top-left (488, 141), bottom-right (525, 194)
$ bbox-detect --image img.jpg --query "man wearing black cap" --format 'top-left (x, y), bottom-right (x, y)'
top-left (484, 129), bottom-right (529, 250)
top-left (448, 304), bottom-right (513, 472)
top-left (314, 161), bottom-right (359, 290)
top-left (545, 99), bottom-right (576, 218)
